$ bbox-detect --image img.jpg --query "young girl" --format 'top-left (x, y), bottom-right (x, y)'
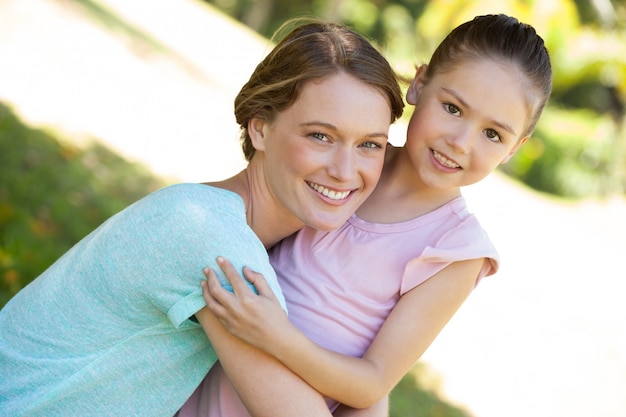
top-left (0, 22), bottom-right (404, 417)
top-left (193, 13), bottom-right (553, 416)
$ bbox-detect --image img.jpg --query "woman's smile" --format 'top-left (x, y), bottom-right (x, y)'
top-left (307, 181), bottom-right (352, 201)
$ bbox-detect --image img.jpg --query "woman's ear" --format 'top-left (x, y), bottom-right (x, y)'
top-left (406, 64), bottom-right (428, 105)
top-left (248, 117), bottom-right (268, 151)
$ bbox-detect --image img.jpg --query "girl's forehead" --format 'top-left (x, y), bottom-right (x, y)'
top-left (435, 58), bottom-right (526, 96)
top-left (454, 56), bottom-right (539, 105)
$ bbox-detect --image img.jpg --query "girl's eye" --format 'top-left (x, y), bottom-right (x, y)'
top-left (311, 132), bottom-right (330, 142)
top-left (444, 103), bottom-right (461, 116)
top-left (484, 128), bottom-right (501, 142)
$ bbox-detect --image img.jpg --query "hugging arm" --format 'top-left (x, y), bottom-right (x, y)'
top-left (333, 398), bottom-right (389, 416)
top-left (194, 306), bottom-right (332, 417)
top-left (204, 257), bottom-right (483, 408)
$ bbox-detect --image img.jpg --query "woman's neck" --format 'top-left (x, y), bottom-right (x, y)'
top-left (205, 162), bottom-right (303, 248)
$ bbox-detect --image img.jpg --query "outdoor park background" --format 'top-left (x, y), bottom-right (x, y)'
top-left (1, 0), bottom-right (625, 416)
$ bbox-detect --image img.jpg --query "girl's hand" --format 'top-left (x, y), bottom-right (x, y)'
top-left (202, 256), bottom-right (292, 354)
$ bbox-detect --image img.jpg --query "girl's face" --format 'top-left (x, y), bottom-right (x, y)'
top-left (405, 58), bottom-right (530, 191)
top-left (251, 72), bottom-right (393, 231)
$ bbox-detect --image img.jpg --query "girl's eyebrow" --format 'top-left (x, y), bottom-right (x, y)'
top-left (441, 87), bottom-right (518, 137)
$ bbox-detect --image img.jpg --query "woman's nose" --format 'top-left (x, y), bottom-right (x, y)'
top-left (327, 147), bottom-right (355, 182)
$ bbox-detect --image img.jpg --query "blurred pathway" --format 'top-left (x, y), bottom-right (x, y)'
top-left (0, 0), bottom-right (264, 182)
top-left (425, 174), bottom-right (626, 417)
top-left (1, 1), bottom-right (625, 416)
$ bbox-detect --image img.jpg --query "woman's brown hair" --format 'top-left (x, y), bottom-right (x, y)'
top-left (235, 20), bottom-right (405, 161)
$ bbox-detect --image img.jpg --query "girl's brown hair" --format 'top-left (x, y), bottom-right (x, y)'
top-left (426, 14), bottom-right (552, 137)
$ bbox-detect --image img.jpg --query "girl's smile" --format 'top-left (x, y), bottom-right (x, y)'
top-left (431, 149), bottom-right (461, 170)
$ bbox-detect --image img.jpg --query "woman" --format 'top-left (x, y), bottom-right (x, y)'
top-left (0, 21), bottom-right (404, 417)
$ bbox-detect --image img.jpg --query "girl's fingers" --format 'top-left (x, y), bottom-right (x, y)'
top-left (217, 256), bottom-right (274, 300)
top-left (203, 266), bottom-right (232, 307)
top-left (216, 256), bottom-right (253, 295)
top-left (242, 267), bottom-right (276, 300)
top-left (201, 279), bottom-right (226, 318)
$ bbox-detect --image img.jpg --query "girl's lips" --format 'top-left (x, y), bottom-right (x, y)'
top-left (432, 149), bottom-right (461, 169)
top-left (307, 181), bottom-right (352, 201)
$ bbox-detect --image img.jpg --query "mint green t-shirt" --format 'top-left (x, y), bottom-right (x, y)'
top-left (0, 184), bottom-right (286, 416)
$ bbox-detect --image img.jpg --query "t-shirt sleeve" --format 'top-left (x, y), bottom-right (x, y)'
top-left (94, 184), bottom-right (286, 329)
top-left (153, 187), bottom-right (287, 327)
top-left (400, 216), bottom-right (499, 295)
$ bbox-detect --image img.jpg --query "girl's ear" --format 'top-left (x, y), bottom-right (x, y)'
top-left (248, 118), bottom-right (268, 151)
top-left (406, 64), bottom-right (428, 105)
top-left (501, 136), bottom-right (529, 164)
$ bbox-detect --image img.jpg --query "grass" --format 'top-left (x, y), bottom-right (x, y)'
top-left (0, 102), bottom-right (164, 306)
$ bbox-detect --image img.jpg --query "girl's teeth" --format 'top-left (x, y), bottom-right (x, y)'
top-left (433, 150), bottom-right (460, 168)
top-left (309, 183), bottom-right (350, 200)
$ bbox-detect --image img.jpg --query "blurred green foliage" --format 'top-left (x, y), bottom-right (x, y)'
top-left (207, 0), bottom-right (626, 199)
top-left (0, 103), bottom-right (165, 306)
top-left (390, 366), bottom-right (473, 417)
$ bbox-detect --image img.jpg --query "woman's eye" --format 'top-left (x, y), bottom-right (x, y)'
top-left (444, 103), bottom-right (461, 116)
top-left (311, 132), bottom-right (330, 142)
top-left (485, 128), bottom-right (501, 142)
top-left (360, 141), bottom-right (383, 150)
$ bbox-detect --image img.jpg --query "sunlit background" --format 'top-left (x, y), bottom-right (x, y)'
top-left (1, 0), bottom-right (625, 416)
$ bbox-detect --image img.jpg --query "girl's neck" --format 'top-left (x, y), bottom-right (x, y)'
top-left (205, 160), bottom-right (303, 249)
top-left (356, 145), bottom-right (461, 224)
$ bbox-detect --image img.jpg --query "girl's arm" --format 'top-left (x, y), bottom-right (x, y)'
top-left (194, 306), bottom-right (332, 417)
top-left (333, 398), bottom-right (389, 417)
top-left (204, 256), bottom-right (483, 408)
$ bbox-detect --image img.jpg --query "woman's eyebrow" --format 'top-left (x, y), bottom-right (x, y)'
top-left (301, 121), bottom-right (389, 139)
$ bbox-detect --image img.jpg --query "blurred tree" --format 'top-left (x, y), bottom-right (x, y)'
top-left (501, 0), bottom-right (626, 197)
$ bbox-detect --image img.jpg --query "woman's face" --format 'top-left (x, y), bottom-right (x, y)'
top-left (251, 72), bottom-right (393, 231)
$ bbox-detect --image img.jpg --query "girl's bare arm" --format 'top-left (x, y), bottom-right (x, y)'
top-left (333, 397), bottom-right (389, 417)
top-left (194, 306), bottom-right (332, 417)
top-left (204, 257), bottom-right (482, 408)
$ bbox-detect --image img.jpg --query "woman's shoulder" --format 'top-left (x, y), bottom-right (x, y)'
top-left (118, 183), bottom-right (245, 231)
top-left (138, 183), bottom-right (240, 212)
top-left (151, 183), bottom-right (241, 203)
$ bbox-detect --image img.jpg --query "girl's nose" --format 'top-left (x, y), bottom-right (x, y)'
top-left (447, 128), bottom-right (473, 154)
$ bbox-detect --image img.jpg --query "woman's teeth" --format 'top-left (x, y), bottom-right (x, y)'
top-left (309, 183), bottom-right (350, 200)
